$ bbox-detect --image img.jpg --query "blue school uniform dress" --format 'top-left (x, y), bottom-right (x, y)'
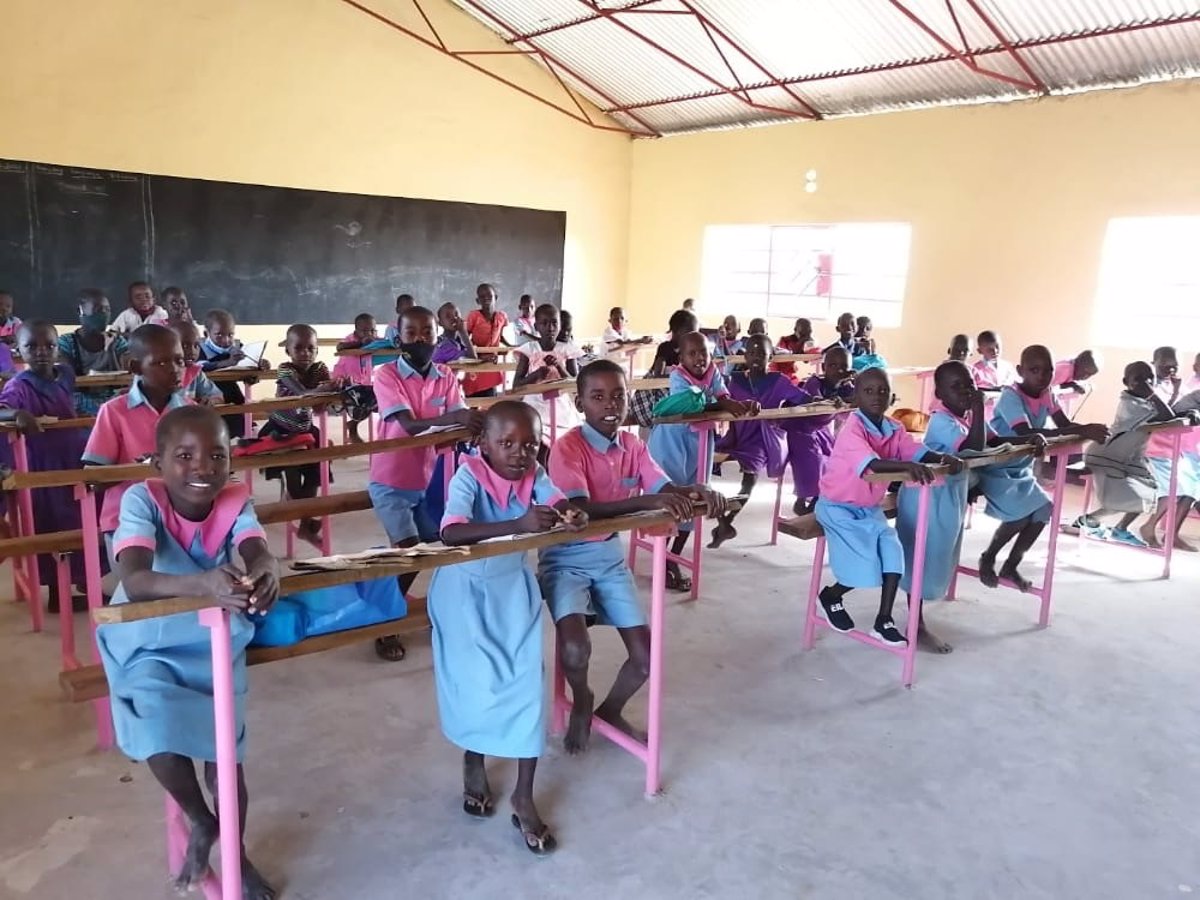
top-left (539, 424), bottom-right (670, 628)
top-left (429, 456), bottom-right (566, 759)
top-left (897, 410), bottom-right (970, 600)
top-left (648, 364), bottom-right (729, 515)
top-left (814, 411), bottom-right (923, 588)
top-left (96, 481), bottom-right (265, 763)
top-left (981, 386), bottom-right (1054, 524)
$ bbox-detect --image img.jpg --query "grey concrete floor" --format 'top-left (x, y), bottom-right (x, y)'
top-left (2, 459), bottom-right (1199, 899)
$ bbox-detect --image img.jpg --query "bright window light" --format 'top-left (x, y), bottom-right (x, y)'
top-left (700, 223), bottom-right (912, 327)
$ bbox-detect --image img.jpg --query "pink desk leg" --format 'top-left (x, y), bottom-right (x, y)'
top-left (242, 381), bottom-right (255, 494)
top-left (318, 408), bottom-right (332, 556)
top-left (644, 533), bottom-right (667, 796)
top-left (1038, 451), bottom-right (1069, 628)
top-left (688, 423), bottom-right (714, 602)
top-left (9, 433), bottom-right (43, 629)
top-left (75, 484), bottom-right (113, 749)
top-left (548, 391), bottom-right (558, 448)
top-left (802, 537), bottom-right (825, 650)
top-left (769, 468), bottom-right (786, 546)
top-left (198, 607), bottom-right (242, 900)
top-left (440, 446), bottom-right (455, 499)
top-left (56, 555), bottom-right (78, 670)
top-left (1161, 433), bottom-right (1181, 580)
top-left (900, 484), bottom-right (931, 688)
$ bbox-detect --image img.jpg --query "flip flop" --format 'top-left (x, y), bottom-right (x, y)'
top-left (665, 568), bottom-right (692, 593)
top-left (374, 635), bottom-right (407, 661)
top-left (511, 814), bottom-right (557, 856)
top-left (462, 790), bottom-right (495, 818)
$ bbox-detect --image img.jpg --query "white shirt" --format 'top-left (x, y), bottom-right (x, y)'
top-left (602, 325), bottom-right (632, 352)
top-left (111, 305), bottom-right (170, 333)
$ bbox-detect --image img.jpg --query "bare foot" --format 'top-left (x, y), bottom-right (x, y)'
top-left (564, 687), bottom-right (594, 754)
top-left (1140, 523), bottom-right (1162, 548)
top-left (241, 857), bottom-right (276, 900)
top-left (978, 554), bottom-right (1000, 588)
top-left (595, 703), bottom-right (648, 744)
top-left (1174, 536), bottom-right (1198, 552)
top-left (174, 818), bottom-right (217, 892)
top-left (917, 623), bottom-right (953, 654)
top-left (707, 519), bottom-right (737, 549)
top-left (999, 563), bottom-right (1033, 592)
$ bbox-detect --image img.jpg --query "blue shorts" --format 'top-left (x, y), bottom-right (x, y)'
top-left (368, 482), bottom-right (439, 544)
top-left (814, 498), bottom-right (904, 589)
top-left (538, 536), bottom-right (646, 629)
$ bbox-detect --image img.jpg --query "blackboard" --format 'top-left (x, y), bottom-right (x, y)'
top-left (0, 157), bottom-right (565, 325)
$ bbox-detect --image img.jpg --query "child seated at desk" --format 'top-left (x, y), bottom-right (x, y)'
top-left (946, 333), bottom-right (970, 363)
top-left (0, 290), bottom-right (22, 345)
top-left (59, 288), bottom-right (130, 416)
top-left (332, 313), bottom-right (379, 444)
top-left (970, 330), bottom-right (1018, 392)
top-left (785, 346), bottom-right (855, 515)
top-left (602, 306), bottom-right (654, 353)
top-left (1140, 346), bottom-right (1200, 550)
top-left (824, 311), bottom-right (859, 357)
top-left (815, 367), bottom-right (961, 646)
top-left (368, 305), bottom-right (484, 662)
top-left (513, 304), bottom-right (582, 446)
top-left (200, 309), bottom-right (269, 440)
top-left (431, 401), bottom-right (587, 856)
top-left (771, 317), bottom-right (815, 383)
top-left (96, 405), bottom-right (279, 899)
top-left (1054, 350), bottom-right (1100, 396)
top-left (382, 293), bottom-right (414, 343)
top-left (648, 331), bottom-right (758, 590)
top-left (433, 302), bottom-right (476, 365)
top-left (162, 286), bottom-right (193, 325)
top-left (978, 344), bottom-right (1109, 589)
top-left (83, 324), bottom-right (191, 560)
top-left (0, 321), bottom-right (90, 610)
top-left (1075, 361), bottom-right (1178, 546)
top-left (171, 321), bottom-right (223, 405)
top-left (111, 281), bottom-right (170, 333)
top-left (542, 360), bottom-right (727, 753)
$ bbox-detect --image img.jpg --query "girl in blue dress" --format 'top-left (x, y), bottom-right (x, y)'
top-left (96, 405), bottom-right (279, 899)
top-left (980, 345), bottom-right (1109, 590)
top-left (431, 400), bottom-right (587, 856)
top-left (648, 331), bottom-right (758, 589)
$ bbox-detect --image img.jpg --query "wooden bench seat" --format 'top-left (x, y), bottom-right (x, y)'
top-left (60, 597), bottom-right (430, 703)
top-left (0, 529), bottom-right (84, 557)
top-left (254, 491), bottom-right (373, 526)
top-left (776, 494), bottom-right (898, 542)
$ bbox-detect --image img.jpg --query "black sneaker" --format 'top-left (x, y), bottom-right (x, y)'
top-left (871, 618), bottom-right (907, 646)
top-left (818, 588), bottom-right (855, 632)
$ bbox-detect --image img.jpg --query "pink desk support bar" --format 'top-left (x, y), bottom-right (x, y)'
top-left (6, 431), bottom-right (43, 629)
top-left (75, 483), bottom-right (115, 749)
top-left (553, 532), bottom-right (669, 796)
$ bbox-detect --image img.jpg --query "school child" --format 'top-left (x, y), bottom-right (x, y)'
top-left (1074, 361), bottom-right (1176, 545)
top-left (714, 315), bottom-right (742, 360)
top-left (542, 359), bottom-right (727, 753)
top-left (84, 324), bottom-right (191, 563)
top-left (383, 293), bottom-right (415, 343)
top-left (946, 333), bottom-right (970, 363)
top-left (648, 331), bottom-right (758, 590)
top-left (95, 405), bottom-right (279, 899)
top-left (854, 316), bottom-right (876, 356)
top-left (710, 335), bottom-right (816, 546)
top-left (682, 298), bottom-right (696, 313)
top-left (772, 317), bottom-right (815, 383)
top-left (431, 401), bottom-right (587, 855)
top-left (815, 367), bottom-right (962, 645)
top-left (513, 294), bottom-right (537, 343)
top-left (200, 309), bottom-right (269, 439)
top-left (1053, 350), bottom-right (1100, 395)
top-left (647, 310), bottom-right (697, 378)
top-left (433, 302), bottom-right (476, 365)
top-left (513, 304), bottom-right (582, 445)
top-left (823, 311), bottom-right (858, 356)
top-left (979, 344), bottom-right (1109, 588)
top-left (262, 325), bottom-right (343, 548)
top-left (332, 313), bottom-right (379, 444)
top-left (171, 321), bottom-right (223, 405)
top-left (59, 289), bottom-right (130, 416)
top-left (784, 346), bottom-right (855, 515)
top-left (1140, 346), bottom-right (1200, 550)
top-left (971, 330), bottom-right (1018, 392)
top-left (0, 321), bottom-right (89, 610)
top-left (368, 306), bottom-right (484, 662)
top-left (463, 283), bottom-right (510, 397)
top-left (602, 306), bottom-right (653, 353)
top-left (162, 286), bottom-right (193, 325)
top-left (111, 281), bottom-right (170, 333)
top-left (0, 290), bottom-right (22, 344)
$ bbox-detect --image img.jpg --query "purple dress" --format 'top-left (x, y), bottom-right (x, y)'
top-left (782, 375), bottom-right (855, 501)
top-left (0, 366), bottom-right (88, 584)
top-left (716, 372), bottom-right (811, 478)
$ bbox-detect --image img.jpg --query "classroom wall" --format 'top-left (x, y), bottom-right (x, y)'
top-left (0, 0), bottom-right (632, 347)
top-left (626, 80), bottom-right (1200, 417)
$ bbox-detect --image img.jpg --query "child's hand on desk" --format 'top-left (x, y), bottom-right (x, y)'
top-left (519, 505), bottom-right (563, 534)
top-left (258, 358), bottom-right (271, 371)
top-left (203, 566), bottom-right (254, 611)
top-left (653, 492), bottom-right (697, 522)
top-left (941, 455), bottom-right (965, 476)
top-left (1078, 423), bottom-right (1110, 443)
top-left (454, 408), bottom-right (487, 436)
top-left (246, 561), bottom-right (280, 613)
top-left (560, 506), bottom-right (588, 532)
top-left (12, 410), bottom-right (42, 435)
top-left (1027, 433), bottom-right (1048, 455)
top-left (903, 462), bottom-right (938, 485)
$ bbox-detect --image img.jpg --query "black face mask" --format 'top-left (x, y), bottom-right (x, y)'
top-left (400, 341), bottom-right (434, 370)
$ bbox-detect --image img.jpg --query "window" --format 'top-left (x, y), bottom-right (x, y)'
top-left (1092, 216), bottom-right (1200, 349)
top-left (699, 223), bottom-right (913, 327)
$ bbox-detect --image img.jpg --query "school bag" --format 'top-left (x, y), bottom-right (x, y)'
top-left (249, 575), bottom-right (407, 647)
top-left (651, 386), bottom-right (708, 418)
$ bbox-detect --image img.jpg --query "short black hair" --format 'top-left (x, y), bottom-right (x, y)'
top-left (534, 303), bottom-right (559, 319)
top-left (129, 323), bottom-right (178, 361)
top-left (286, 323), bottom-right (317, 342)
top-left (400, 305), bottom-right (436, 328)
top-left (77, 287), bottom-right (107, 309)
top-left (128, 280), bottom-right (152, 296)
top-left (668, 309), bottom-right (697, 333)
top-left (16, 319), bottom-right (55, 343)
top-left (205, 308), bottom-right (234, 328)
top-left (609, 306), bottom-right (623, 318)
top-left (354, 312), bottom-right (376, 327)
top-left (934, 359), bottom-right (970, 388)
top-left (977, 330), bottom-right (999, 344)
top-left (161, 285), bottom-right (184, 299)
top-left (520, 294), bottom-right (532, 303)
top-left (1152, 345), bottom-right (1175, 361)
top-left (396, 293), bottom-right (414, 305)
top-left (576, 358), bottom-right (626, 394)
top-left (484, 399), bottom-right (539, 434)
top-left (156, 404), bottom-right (228, 453)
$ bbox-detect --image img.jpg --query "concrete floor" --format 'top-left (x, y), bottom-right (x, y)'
top-left (2, 457), bottom-right (1199, 900)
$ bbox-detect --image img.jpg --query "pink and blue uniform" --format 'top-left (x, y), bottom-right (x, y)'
top-left (96, 481), bottom-right (265, 762)
top-left (1146, 379), bottom-right (1200, 499)
top-left (814, 411), bottom-right (923, 588)
top-left (539, 424), bottom-right (670, 627)
top-left (429, 457), bottom-right (566, 759)
top-left (368, 356), bottom-right (464, 543)
top-left (971, 357), bottom-right (1018, 390)
top-left (181, 363), bottom-right (223, 404)
top-left (981, 385), bottom-right (1055, 523)
top-left (648, 363), bottom-right (729, 503)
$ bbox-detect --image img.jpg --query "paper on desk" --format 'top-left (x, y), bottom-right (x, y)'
top-left (420, 424), bottom-right (464, 434)
top-left (231, 341), bottom-right (267, 368)
top-left (479, 525), bottom-right (567, 544)
top-left (290, 543), bottom-right (468, 571)
top-left (957, 444), bottom-right (1016, 458)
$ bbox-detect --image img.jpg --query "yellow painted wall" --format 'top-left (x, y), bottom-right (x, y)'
top-left (0, 0), bottom-right (632, 350)
top-left (626, 80), bottom-right (1200, 417)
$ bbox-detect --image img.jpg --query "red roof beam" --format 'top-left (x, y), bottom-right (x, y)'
top-left (504, 0), bottom-right (664, 43)
top-left (960, 0), bottom-right (1049, 93)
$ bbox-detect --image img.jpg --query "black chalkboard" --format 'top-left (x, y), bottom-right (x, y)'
top-left (0, 157), bottom-right (565, 325)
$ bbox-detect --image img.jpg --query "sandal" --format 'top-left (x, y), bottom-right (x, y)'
top-left (462, 790), bottom-right (495, 818)
top-left (374, 635), bottom-right (407, 661)
top-left (665, 567), bottom-right (692, 593)
top-left (511, 814), bottom-right (557, 856)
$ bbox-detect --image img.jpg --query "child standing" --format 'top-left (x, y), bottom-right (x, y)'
top-left (59, 289), bottom-right (130, 416)
top-left (83, 325), bottom-right (191, 556)
top-left (543, 361), bottom-right (727, 753)
top-left (513, 294), bottom-right (537, 343)
top-left (96, 405), bottom-right (278, 899)
top-left (433, 302), bottom-right (477, 365)
top-left (0, 290), bottom-right (22, 345)
top-left (332, 313), bottom-right (379, 444)
top-left (368, 306), bottom-right (484, 662)
top-left (784, 346), bottom-right (855, 515)
top-left (513, 304), bottom-right (582, 445)
top-left (171, 321), bottom-right (223, 405)
top-left (111, 281), bottom-right (170, 333)
top-left (0, 321), bottom-right (89, 610)
top-left (648, 331), bottom-right (758, 589)
top-left (1140, 346), bottom-right (1200, 550)
top-left (946, 334), bottom-right (970, 363)
top-left (1053, 350), bottom-right (1100, 395)
top-left (431, 401), bottom-right (587, 855)
top-left (383, 293), bottom-right (415, 343)
top-left (263, 324), bottom-right (344, 548)
top-left (979, 344), bottom-right (1109, 588)
top-left (772, 317), bottom-right (815, 383)
top-left (971, 330), bottom-right (1018, 392)
top-left (815, 367), bottom-right (962, 645)
top-left (463, 284), bottom-right (510, 397)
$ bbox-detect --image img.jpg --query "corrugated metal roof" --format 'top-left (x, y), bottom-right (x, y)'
top-left (442, 0), bottom-right (1200, 135)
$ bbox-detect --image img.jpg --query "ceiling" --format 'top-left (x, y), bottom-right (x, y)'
top-left (342, 0), bottom-right (1200, 136)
